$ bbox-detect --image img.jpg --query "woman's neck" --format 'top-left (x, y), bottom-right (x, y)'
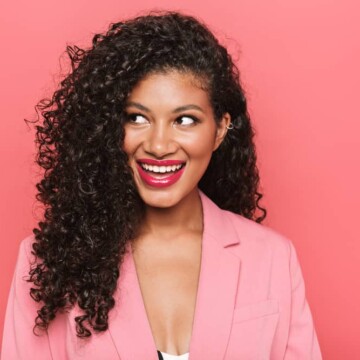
top-left (139, 188), bottom-right (203, 241)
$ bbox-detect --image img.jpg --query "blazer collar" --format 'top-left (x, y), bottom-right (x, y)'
top-left (198, 189), bottom-right (241, 248)
top-left (108, 189), bottom-right (242, 360)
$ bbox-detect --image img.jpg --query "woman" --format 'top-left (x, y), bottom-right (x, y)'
top-left (1, 10), bottom-right (322, 360)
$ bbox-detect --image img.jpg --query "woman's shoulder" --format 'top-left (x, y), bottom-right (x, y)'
top-left (221, 208), bottom-right (294, 259)
top-left (12, 233), bottom-right (41, 281)
top-left (17, 233), bottom-right (37, 262)
top-left (220, 209), bottom-right (305, 294)
top-left (200, 190), bottom-right (294, 259)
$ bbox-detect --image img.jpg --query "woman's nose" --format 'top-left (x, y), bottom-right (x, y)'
top-left (144, 122), bottom-right (177, 157)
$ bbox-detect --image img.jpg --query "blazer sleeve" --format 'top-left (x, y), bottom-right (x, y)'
top-left (1, 236), bottom-right (53, 360)
top-left (284, 240), bottom-right (323, 359)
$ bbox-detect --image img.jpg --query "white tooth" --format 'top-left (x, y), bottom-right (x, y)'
top-left (141, 162), bottom-right (184, 173)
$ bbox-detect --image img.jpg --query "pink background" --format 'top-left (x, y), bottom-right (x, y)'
top-left (1, 0), bottom-right (359, 358)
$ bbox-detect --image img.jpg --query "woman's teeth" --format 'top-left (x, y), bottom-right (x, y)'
top-left (140, 163), bottom-right (184, 173)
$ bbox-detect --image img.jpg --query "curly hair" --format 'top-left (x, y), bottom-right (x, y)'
top-left (25, 9), bottom-right (266, 338)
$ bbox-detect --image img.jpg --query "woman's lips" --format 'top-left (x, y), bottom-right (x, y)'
top-left (136, 162), bottom-right (186, 188)
top-left (137, 158), bottom-right (185, 166)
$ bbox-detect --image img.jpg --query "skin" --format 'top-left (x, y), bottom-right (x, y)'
top-left (122, 69), bottom-right (231, 355)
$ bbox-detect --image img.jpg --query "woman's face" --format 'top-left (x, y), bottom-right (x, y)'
top-left (122, 70), bottom-right (231, 208)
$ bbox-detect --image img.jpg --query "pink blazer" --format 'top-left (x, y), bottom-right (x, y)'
top-left (1, 190), bottom-right (323, 359)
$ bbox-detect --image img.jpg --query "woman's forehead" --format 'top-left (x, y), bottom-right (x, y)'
top-left (125, 71), bottom-right (211, 110)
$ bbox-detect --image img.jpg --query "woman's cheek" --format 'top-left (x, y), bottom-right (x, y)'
top-left (186, 136), bottom-right (216, 160)
top-left (122, 128), bottom-right (140, 155)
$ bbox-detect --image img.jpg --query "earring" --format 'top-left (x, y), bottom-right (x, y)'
top-left (226, 123), bottom-right (234, 130)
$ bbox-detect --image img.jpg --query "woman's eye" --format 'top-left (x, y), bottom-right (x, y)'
top-left (125, 113), bottom-right (149, 124)
top-left (175, 116), bottom-right (198, 126)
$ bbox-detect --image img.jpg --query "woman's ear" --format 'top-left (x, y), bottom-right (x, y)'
top-left (213, 112), bottom-right (231, 151)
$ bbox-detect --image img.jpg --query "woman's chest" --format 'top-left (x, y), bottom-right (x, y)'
top-left (132, 237), bottom-right (202, 355)
top-left (46, 232), bottom-right (289, 360)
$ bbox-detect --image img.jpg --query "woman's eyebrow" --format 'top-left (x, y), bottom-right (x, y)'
top-left (125, 101), bottom-right (205, 113)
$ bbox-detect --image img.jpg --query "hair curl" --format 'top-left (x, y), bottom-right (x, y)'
top-left (25, 10), bottom-right (266, 338)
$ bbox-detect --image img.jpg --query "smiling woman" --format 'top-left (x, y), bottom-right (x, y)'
top-left (1, 10), bottom-right (322, 360)
top-left (123, 70), bottom-right (230, 208)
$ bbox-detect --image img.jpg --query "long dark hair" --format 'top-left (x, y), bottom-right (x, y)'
top-left (26, 10), bottom-right (266, 338)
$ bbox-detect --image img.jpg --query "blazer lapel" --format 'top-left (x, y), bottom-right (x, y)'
top-left (188, 190), bottom-right (241, 360)
top-left (108, 241), bottom-right (159, 360)
top-left (108, 189), bottom-right (241, 360)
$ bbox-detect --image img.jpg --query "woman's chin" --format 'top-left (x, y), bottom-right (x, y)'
top-left (135, 184), bottom-right (198, 210)
top-left (137, 187), bottom-right (177, 207)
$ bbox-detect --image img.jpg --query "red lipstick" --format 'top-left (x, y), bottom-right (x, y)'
top-left (136, 160), bottom-right (186, 188)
